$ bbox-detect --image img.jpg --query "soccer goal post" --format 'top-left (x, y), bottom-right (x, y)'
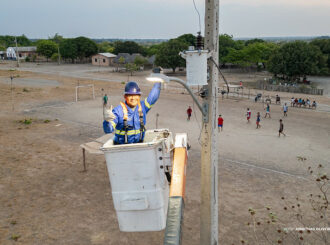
top-left (75, 84), bottom-right (95, 102)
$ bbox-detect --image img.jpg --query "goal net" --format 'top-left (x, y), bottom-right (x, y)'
top-left (75, 84), bottom-right (95, 102)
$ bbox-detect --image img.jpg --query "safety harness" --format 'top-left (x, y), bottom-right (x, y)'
top-left (120, 101), bottom-right (145, 144)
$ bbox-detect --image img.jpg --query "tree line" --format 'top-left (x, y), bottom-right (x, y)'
top-left (1, 34), bottom-right (329, 79)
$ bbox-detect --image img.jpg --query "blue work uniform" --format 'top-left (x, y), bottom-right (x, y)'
top-left (103, 83), bottom-right (161, 144)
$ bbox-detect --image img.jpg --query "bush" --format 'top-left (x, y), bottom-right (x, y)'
top-left (25, 56), bottom-right (30, 62)
top-left (51, 53), bottom-right (59, 62)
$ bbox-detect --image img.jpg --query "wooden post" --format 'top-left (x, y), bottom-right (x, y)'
top-left (82, 148), bottom-right (86, 171)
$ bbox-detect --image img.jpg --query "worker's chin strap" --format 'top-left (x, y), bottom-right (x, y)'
top-left (137, 100), bottom-right (145, 143)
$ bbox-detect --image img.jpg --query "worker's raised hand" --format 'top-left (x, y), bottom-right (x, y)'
top-left (104, 105), bottom-right (116, 122)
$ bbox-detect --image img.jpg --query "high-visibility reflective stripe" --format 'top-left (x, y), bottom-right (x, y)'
top-left (115, 129), bottom-right (145, 135)
top-left (120, 102), bottom-right (128, 120)
top-left (110, 121), bottom-right (116, 128)
top-left (144, 98), bottom-right (152, 109)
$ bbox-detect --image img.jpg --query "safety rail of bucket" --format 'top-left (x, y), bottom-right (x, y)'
top-left (164, 133), bottom-right (188, 245)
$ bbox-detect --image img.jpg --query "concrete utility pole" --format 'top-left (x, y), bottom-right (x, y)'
top-left (15, 37), bottom-right (19, 67)
top-left (200, 0), bottom-right (219, 244)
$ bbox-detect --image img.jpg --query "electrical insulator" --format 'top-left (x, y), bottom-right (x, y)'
top-left (196, 32), bottom-right (204, 50)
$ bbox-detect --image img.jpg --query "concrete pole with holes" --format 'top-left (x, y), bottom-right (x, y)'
top-left (200, 0), bottom-right (219, 244)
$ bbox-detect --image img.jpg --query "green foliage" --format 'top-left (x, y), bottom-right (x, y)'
top-left (36, 40), bottom-right (58, 61)
top-left (219, 34), bottom-right (240, 63)
top-left (25, 56), bottom-right (30, 62)
top-left (118, 56), bottom-right (125, 64)
top-left (113, 41), bottom-right (146, 56)
top-left (310, 38), bottom-right (330, 73)
top-left (10, 234), bottom-right (21, 241)
top-left (134, 56), bottom-right (148, 66)
top-left (0, 35), bottom-right (31, 48)
top-left (0, 45), bottom-right (5, 51)
top-left (18, 119), bottom-right (32, 125)
top-left (177, 33), bottom-right (196, 46)
top-left (49, 33), bottom-right (63, 44)
top-left (97, 41), bottom-right (114, 53)
top-left (125, 63), bottom-right (138, 75)
top-left (51, 53), bottom-right (59, 62)
top-left (155, 39), bottom-right (188, 72)
top-left (145, 44), bottom-right (162, 57)
top-left (59, 38), bottom-right (78, 63)
top-left (74, 36), bottom-right (98, 60)
top-left (245, 38), bottom-right (265, 46)
top-left (268, 41), bottom-right (327, 79)
top-left (44, 119), bottom-right (51, 123)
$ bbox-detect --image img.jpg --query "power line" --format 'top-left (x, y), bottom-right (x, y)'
top-left (192, 0), bottom-right (202, 33)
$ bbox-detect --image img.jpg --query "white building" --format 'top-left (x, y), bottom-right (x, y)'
top-left (6, 46), bottom-right (37, 60)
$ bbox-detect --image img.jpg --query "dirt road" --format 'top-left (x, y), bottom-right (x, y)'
top-left (0, 65), bottom-right (329, 244)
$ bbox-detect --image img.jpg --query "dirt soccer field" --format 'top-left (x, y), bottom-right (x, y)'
top-left (0, 63), bottom-right (329, 245)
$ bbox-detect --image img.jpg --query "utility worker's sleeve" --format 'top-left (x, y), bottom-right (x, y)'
top-left (103, 107), bottom-right (120, 134)
top-left (144, 82), bottom-right (161, 113)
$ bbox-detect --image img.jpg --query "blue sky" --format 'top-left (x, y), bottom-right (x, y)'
top-left (1, 0), bottom-right (329, 39)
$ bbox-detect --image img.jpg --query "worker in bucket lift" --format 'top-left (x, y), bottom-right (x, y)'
top-left (103, 81), bottom-right (161, 144)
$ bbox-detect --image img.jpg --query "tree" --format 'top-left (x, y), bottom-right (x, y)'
top-left (118, 56), bottom-right (126, 64)
top-left (177, 33), bottom-right (196, 46)
top-left (245, 38), bottom-right (265, 46)
top-left (113, 41), bottom-right (146, 56)
top-left (218, 34), bottom-right (242, 64)
top-left (134, 56), bottom-right (148, 67)
top-left (224, 48), bottom-right (250, 67)
top-left (98, 41), bottom-right (114, 53)
top-left (145, 44), bottom-right (162, 57)
top-left (155, 39), bottom-right (188, 72)
top-left (125, 63), bottom-right (138, 76)
top-left (49, 33), bottom-right (63, 44)
top-left (74, 36), bottom-right (98, 61)
top-left (51, 53), bottom-right (59, 62)
top-left (0, 35), bottom-right (31, 48)
top-left (59, 39), bottom-right (78, 63)
top-left (36, 40), bottom-right (58, 62)
top-left (244, 42), bottom-right (278, 69)
top-left (310, 38), bottom-right (330, 74)
top-left (268, 41), bottom-right (326, 80)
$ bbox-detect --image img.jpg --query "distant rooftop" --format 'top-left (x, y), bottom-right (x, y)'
top-left (98, 53), bottom-right (117, 58)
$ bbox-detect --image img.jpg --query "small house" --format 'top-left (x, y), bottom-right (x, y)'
top-left (92, 53), bottom-right (117, 66)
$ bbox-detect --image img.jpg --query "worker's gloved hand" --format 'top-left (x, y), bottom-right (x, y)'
top-left (104, 105), bottom-right (116, 122)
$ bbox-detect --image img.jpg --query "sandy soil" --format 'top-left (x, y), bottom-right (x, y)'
top-left (0, 63), bottom-right (329, 245)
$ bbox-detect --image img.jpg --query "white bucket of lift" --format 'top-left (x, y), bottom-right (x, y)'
top-left (180, 49), bottom-right (209, 86)
top-left (101, 129), bottom-right (173, 232)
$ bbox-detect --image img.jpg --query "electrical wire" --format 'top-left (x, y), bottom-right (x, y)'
top-left (209, 56), bottom-right (230, 93)
top-left (191, 96), bottom-right (202, 146)
top-left (192, 0), bottom-right (202, 33)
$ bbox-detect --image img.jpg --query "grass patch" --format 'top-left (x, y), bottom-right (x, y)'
top-left (18, 119), bottom-right (32, 125)
top-left (10, 234), bottom-right (20, 241)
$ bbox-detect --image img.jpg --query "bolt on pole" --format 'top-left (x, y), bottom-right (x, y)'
top-left (200, 0), bottom-right (219, 244)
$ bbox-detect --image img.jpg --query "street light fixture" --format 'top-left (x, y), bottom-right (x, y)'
top-left (146, 73), bottom-right (205, 116)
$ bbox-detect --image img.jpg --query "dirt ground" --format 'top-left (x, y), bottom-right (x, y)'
top-left (0, 63), bottom-right (329, 245)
